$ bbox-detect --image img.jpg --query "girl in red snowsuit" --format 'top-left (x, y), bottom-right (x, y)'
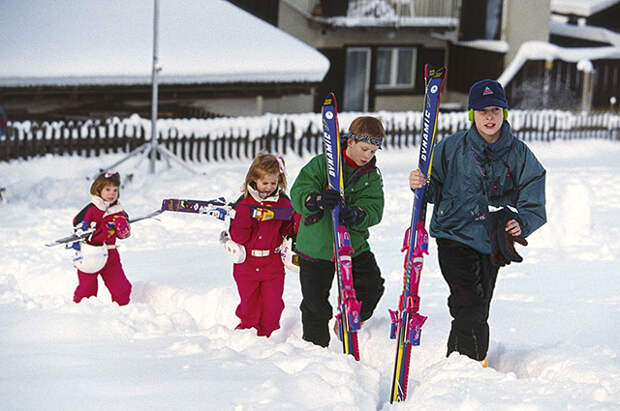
top-left (228, 153), bottom-right (294, 337)
top-left (72, 170), bottom-right (132, 306)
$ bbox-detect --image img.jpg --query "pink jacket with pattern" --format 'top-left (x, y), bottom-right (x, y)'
top-left (229, 186), bottom-right (294, 276)
top-left (73, 196), bottom-right (131, 245)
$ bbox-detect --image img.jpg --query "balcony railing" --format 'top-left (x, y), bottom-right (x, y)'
top-left (315, 0), bottom-right (458, 27)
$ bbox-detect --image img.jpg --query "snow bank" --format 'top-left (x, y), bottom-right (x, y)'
top-left (1, 139), bottom-right (619, 409)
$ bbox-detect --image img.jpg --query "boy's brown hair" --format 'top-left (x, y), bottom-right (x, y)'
top-left (242, 152), bottom-right (287, 197)
top-left (90, 171), bottom-right (121, 198)
top-left (347, 116), bottom-right (385, 148)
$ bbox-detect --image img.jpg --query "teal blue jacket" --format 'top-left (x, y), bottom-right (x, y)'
top-left (428, 123), bottom-right (546, 254)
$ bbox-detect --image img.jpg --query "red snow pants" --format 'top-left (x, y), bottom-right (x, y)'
top-left (233, 270), bottom-right (285, 337)
top-left (73, 248), bottom-right (132, 306)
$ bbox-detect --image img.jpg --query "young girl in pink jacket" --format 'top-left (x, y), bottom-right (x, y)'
top-left (72, 170), bottom-right (132, 306)
top-left (228, 153), bottom-right (294, 337)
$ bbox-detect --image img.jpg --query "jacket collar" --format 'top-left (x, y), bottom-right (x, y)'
top-left (91, 195), bottom-right (123, 215)
top-left (246, 184), bottom-right (279, 203)
top-left (467, 121), bottom-right (514, 156)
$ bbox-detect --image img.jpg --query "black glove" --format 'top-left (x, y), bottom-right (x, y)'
top-left (339, 206), bottom-right (366, 227)
top-left (487, 208), bottom-right (528, 267)
top-left (305, 189), bottom-right (341, 211)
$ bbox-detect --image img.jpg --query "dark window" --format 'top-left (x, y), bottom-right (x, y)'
top-left (459, 0), bottom-right (503, 41)
top-left (376, 47), bottom-right (417, 89)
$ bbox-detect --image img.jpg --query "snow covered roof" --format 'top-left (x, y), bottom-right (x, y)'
top-left (0, 0), bottom-right (330, 87)
top-left (550, 20), bottom-right (620, 47)
top-left (452, 40), bottom-right (510, 53)
top-left (550, 0), bottom-right (620, 16)
top-left (498, 40), bottom-right (620, 85)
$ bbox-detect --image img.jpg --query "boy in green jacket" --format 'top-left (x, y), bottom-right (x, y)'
top-left (290, 116), bottom-right (386, 348)
top-left (410, 79), bottom-right (546, 365)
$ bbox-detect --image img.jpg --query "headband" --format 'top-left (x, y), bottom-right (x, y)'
top-left (346, 132), bottom-right (384, 148)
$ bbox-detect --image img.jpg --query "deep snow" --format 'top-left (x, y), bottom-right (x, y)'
top-left (1, 138), bottom-right (619, 410)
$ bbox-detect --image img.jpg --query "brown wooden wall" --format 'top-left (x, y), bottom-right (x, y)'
top-left (506, 59), bottom-right (620, 109)
top-left (448, 43), bottom-right (505, 93)
top-left (0, 82), bottom-right (316, 122)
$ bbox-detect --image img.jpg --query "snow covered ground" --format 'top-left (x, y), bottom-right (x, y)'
top-left (1, 138), bottom-right (619, 410)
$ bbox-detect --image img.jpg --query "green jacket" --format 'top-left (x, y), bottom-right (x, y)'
top-left (290, 153), bottom-right (384, 260)
top-left (428, 122), bottom-right (547, 254)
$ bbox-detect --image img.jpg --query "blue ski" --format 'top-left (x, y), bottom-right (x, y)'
top-left (322, 93), bottom-right (362, 361)
top-left (389, 65), bottom-right (447, 402)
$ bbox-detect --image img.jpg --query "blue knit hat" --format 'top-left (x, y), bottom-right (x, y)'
top-left (468, 79), bottom-right (508, 110)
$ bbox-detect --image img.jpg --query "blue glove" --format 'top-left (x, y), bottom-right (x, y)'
top-left (74, 221), bottom-right (89, 234)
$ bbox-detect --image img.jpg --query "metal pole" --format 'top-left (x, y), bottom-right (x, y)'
top-left (149, 0), bottom-right (160, 174)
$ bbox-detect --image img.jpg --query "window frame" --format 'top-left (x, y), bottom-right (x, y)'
top-left (375, 46), bottom-right (417, 90)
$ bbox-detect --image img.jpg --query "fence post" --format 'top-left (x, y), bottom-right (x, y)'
top-left (579, 63), bottom-right (595, 113)
top-left (205, 133), bottom-right (211, 162)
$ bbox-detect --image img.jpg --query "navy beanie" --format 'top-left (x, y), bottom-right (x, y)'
top-left (468, 79), bottom-right (508, 110)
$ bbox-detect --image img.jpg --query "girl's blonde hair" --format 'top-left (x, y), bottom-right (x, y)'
top-left (90, 171), bottom-right (121, 198)
top-left (242, 152), bottom-right (287, 197)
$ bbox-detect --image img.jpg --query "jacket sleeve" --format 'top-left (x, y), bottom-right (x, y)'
top-left (229, 200), bottom-right (255, 245)
top-left (75, 205), bottom-right (108, 244)
top-left (278, 198), bottom-right (296, 238)
top-left (515, 144), bottom-right (547, 238)
top-left (348, 168), bottom-right (384, 230)
top-left (73, 203), bottom-right (93, 226)
top-left (426, 137), bottom-right (447, 204)
top-left (290, 156), bottom-right (327, 216)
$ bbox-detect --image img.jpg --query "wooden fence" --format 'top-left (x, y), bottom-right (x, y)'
top-left (1, 111), bottom-right (618, 163)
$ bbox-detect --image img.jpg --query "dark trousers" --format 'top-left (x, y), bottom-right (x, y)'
top-left (299, 251), bottom-right (385, 347)
top-left (437, 238), bottom-right (500, 361)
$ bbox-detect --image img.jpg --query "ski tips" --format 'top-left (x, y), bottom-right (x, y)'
top-left (424, 64), bottom-right (447, 80)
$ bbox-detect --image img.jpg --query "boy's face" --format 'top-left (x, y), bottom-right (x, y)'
top-left (100, 184), bottom-right (119, 203)
top-left (255, 173), bottom-right (279, 196)
top-left (346, 139), bottom-right (379, 166)
top-left (474, 106), bottom-right (503, 142)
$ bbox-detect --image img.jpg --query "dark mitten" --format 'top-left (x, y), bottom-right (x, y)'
top-left (487, 211), bottom-right (509, 266)
top-left (305, 189), bottom-right (341, 211)
top-left (339, 206), bottom-right (366, 227)
top-left (487, 208), bottom-right (528, 267)
top-left (498, 228), bottom-right (528, 263)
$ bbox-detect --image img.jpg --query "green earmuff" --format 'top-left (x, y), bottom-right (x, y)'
top-left (469, 108), bottom-right (509, 121)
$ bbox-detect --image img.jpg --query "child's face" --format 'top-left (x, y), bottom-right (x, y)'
top-left (255, 173), bottom-right (279, 196)
top-left (474, 106), bottom-right (503, 142)
top-left (100, 184), bottom-right (119, 203)
top-left (346, 139), bottom-right (379, 166)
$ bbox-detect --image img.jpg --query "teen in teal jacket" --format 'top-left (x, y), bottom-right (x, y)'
top-left (428, 124), bottom-right (546, 254)
top-left (410, 79), bottom-right (546, 364)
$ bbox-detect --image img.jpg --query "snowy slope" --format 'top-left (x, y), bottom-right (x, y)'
top-left (1, 139), bottom-right (619, 410)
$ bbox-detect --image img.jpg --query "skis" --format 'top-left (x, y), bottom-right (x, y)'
top-left (47, 196), bottom-right (294, 247)
top-left (45, 210), bottom-right (163, 247)
top-left (389, 65), bottom-right (446, 403)
top-left (46, 228), bottom-right (97, 247)
top-left (161, 198), bottom-right (294, 222)
top-left (321, 92), bottom-right (362, 361)
top-left (161, 197), bottom-right (233, 221)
